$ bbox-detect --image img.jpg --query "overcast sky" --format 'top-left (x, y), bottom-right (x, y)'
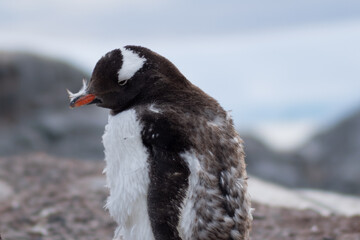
top-left (1, 0), bottom-right (360, 150)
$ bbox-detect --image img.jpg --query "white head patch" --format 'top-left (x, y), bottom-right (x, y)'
top-left (118, 47), bottom-right (146, 82)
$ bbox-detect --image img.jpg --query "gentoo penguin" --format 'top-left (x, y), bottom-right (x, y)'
top-left (67, 46), bottom-right (252, 240)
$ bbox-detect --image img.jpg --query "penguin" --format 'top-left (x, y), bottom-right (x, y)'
top-left (67, 46), bottom-right (252, 240)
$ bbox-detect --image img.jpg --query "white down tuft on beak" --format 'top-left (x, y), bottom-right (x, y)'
top-left (67, 79), bottom-right (89, 102)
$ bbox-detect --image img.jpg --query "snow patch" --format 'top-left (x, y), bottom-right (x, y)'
top-left (248, 176), bottom-right (360, 216)
top-left (252, 120), bottom-right (317, 152)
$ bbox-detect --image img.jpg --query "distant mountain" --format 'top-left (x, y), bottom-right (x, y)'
top-left (0, 52), bottom-right (107, 159)
top-left (243, 135), bottom-right (303, 188)
top-left (297, 109), bottom-right (360, 194)
top-left (244, 109), bottom-right (360, 195)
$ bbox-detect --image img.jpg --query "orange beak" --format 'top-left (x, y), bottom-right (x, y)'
top-left (69, 94), bottom-right (96, 108)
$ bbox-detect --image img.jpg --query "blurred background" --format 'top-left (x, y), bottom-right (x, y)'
top-left (1, 0), bottom-right (360, 195)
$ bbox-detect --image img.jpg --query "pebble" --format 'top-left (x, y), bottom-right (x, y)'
top-left (0, 180), bottom-right (14, 202)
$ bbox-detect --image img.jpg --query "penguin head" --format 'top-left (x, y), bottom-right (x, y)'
top-left (68, 46), bottom-right (188, 113)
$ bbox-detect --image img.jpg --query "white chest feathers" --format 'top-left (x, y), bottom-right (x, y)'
top-left (102, 109), bottom-right (155, 240)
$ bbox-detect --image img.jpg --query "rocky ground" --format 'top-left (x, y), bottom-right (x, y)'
top-left (0, 154), bottom-right (359, 240)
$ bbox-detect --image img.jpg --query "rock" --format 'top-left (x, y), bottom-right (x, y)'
top-left (0, 180), bottom-right (14, 202)
top-left (0, 52), bottom-right (108, 160)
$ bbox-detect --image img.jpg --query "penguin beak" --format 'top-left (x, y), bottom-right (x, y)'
top-left (67, 79), bottom-right (98, 108)
top-left (69, 93), bottom-right (96, 108)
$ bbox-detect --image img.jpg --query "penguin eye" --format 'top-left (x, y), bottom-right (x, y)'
top-left (118, 79), bottom-right (128, 86)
